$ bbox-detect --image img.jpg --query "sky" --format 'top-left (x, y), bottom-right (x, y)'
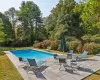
top-left (0, 0), bottom-right (78, 17)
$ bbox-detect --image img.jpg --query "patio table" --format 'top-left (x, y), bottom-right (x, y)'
top-left (56, 55), bottom-right (67, 70)
top-left (56, 55), bottom-right (67, 59)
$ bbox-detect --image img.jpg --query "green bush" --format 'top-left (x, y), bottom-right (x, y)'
top-left (91, 34), bottom-right (100, 43)
top-left (82, 35), bottom-right (92, 43)
top-left (66, 37), bottom-right (77, 41)
top-left (33, 40), bottom-right (51, 49)
top-left (94, 44), bottom-right (100, 54)
top-left (33, 42), bottom-right (42, 48)
top-left (82, 42), bottom-right (100, 54)
top-left (50, 40), bottom-right (59, 50)
top-left (41, 40), bottom-right (51, 49)
top-left (67, 41), bottom-right (80, 51)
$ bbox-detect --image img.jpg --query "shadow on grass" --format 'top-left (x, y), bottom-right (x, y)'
top-left (94, 72), bottom-right (100, 75)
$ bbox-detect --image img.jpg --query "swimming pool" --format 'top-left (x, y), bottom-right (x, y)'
top-left (11, 49), bottom-right (54, 62)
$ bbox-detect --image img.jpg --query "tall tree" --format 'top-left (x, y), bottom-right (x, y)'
top-left (45, 0), bottom-right (86, 52)
top-left (81, 0), bottom-right (100, 35)
top-left (68, 3), bottom-right (85, 52)
top-left (0, 12), bottom-right (13, 42)
top-left (5, 7), bottom-right (17, 39)
top-left (52, 0), bottom-right (76, 39)
top-left (45, 0), bottom-right (67, 39)
top-left (17, 1), bottom-right (42, 44)
top-left (0, 19), bottom-right (6, 43)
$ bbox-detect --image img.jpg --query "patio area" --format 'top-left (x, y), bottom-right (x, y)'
top-left (5, 51), bottom-right (100, 80)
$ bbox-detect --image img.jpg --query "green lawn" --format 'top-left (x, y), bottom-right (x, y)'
top-left (83, 70), bottom-right (100, 80)
top-left (0, 52), bottom-right (23, 80)
top-left (0, 47), bottom-right (32, 51)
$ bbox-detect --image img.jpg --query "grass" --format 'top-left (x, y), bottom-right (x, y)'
top-left (83, 70), bottom-right (100, 80)
top-left (0, 52), bottom-right (24, 80)
top-left (0, 47), bottom-right (32, 51)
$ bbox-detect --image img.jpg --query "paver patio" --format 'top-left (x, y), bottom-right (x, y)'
top-left (5, 51), bottom-right (100, 80)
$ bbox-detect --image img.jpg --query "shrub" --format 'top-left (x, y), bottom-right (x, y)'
top-left (91, 34), bottom-right (100, 43)
top-left (33, 42), bottom-right (42, 48)
top-left (66, 37), bottom-right (77, 41)
top-left (33, 40), bottom-right (51, 49)
top-left (67, 41), bottom-right (80, 52)
top-left (94, 44), bottom-right (100, 54)
top-left (82, 35), bottom-right (92, 43)
top-left (82, 42), bottom-right (100, 54)
top-left (50, 40), bottom-right (60, 50)
top-left (41, 40), bottom-right (51, 49)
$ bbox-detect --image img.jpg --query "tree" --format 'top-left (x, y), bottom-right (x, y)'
top-left (81, 0), bottom-right (100, 35)
top-left (17, 1), bottom-right (42, 44)
top-left (50, 0), bottom-right (76, 39)
top-left (5, 7), bottom-right (17, 39)
top-left (68, 3), bottom-right (85, 52)
top-left (0, 19), bottom-right (6, 43)
top-left (45, 0), bottom-right (86, 52)
top-left (16, 24), bottom-right (24, 41)
top-left (0, 12), bottom-right (13, 42)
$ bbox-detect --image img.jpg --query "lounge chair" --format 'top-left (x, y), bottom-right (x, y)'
top-left (53, 54), bottom-right (59, 63)
top-left (18, 57), bottom-right (28, 67)
top-left (68, 50), bottom-right (73, 54)
top-left (19, 57), bottom-right (25, 62)
top-left (67, 50), bottom-right (73, 60)
top-left (76, 51), bottom-right (88, 61)
top-left (27, 59), bottom-right (46, 72)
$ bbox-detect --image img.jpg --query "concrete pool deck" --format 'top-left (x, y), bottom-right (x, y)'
top-left (5, 51), bottom-right (100, 80)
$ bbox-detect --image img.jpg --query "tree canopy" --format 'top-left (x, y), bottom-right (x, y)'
top-left (0, 12), bottom-right (13, 42)
top-left (81, 0), bottom-right (100, 35)
top-left (17, 1), bottom-right (42, 44)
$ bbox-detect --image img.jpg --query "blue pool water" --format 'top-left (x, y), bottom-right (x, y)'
top-left (11, 49), bottom-right (54, 62)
